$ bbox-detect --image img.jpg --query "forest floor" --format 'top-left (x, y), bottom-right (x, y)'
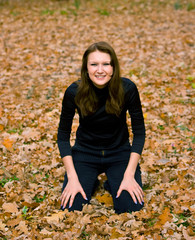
top-left (0, 0), bottom-right (194, 239)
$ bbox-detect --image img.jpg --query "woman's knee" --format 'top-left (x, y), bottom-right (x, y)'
top-left (113, 190), bottom-right (144, 214)
top-left (61, 192), bottom-right (89, 212)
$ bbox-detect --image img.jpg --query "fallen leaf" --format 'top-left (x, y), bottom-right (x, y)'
top-left (0, 220), bottom-right (7, 232)
top-left (153, 207), bottom-right (172, 229)
top-left (2, 202), bottom-right (19, 213)
top-left (15, 221), bottom-right (29, 234)
top-left (44, 211), bottom-right (66, 225)
top-left (95, 193), bottom-right (113, 207)
top-left (2, 138), bottom-right (14, 151)
top-left (182, 229), bottom-right (194, 240)
top-left (40, 228), bottom-right (53, 235)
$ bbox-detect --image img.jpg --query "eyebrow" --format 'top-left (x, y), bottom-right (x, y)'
top-left (88, 61), bottom-right (111, 63)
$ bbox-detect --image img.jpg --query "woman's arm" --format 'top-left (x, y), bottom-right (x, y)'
top-left (60, 155), bottom-right (87, 209)
top-left (58, 83), bottom-right (87, 208)
top-left (117, 80), bottom-right (145, 204)
top-left (57, 83), bottom-right (77, 158)
top-left (116, 152), bottom-right (144, 204)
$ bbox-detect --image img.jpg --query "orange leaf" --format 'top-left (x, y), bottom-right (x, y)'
top-left (2, 138), bottom-right (14, 151)
top-left (153, 207), bottom-right (172, 229)
top-left (0, 124), bottom-right (4, 131)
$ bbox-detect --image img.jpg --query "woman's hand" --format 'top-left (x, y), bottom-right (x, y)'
top-left (116, 176), bottom-right (144, 205)
top-left (60, 176), bottom-right (87, 209)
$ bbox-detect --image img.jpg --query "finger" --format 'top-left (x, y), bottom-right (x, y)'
top-left (116, 186), bottom-right (122, 198)
top-left (69, 194), bottom-right (75, 208)
top-left (62, 193), bottom-right (71, 209)
top-left (134, 190), bottom-right (143, 205)
top-left (134, 187), bottom-right (144, 204)
top-left (129, 191), bottom-right (138, 204)
top-left (80, 189), bottom-right (88, 201)
top-left (137, 185), bottom-right (144, 201)
top-left (60, 186), bottom-right (68, 200)
top-left (60, 189), bottom-right (68, 205)
top-left (137, 184), bottom-right (144, 195)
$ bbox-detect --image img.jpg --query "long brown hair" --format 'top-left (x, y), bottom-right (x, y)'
top-left (75, 41), bottom-right (124, 117)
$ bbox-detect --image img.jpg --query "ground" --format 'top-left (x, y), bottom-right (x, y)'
top-left (0, 0), bottom-right (194, 239)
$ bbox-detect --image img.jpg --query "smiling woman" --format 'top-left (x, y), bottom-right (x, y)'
top-left (87, 51), bottom-right (113, 89)
top-left (57, 41), bottom-right (146, 214)
top-left (75, 42), bottom-right (124, 117)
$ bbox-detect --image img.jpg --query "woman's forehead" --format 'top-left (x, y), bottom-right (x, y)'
top-left (88, 51), bottom-right (111, 62)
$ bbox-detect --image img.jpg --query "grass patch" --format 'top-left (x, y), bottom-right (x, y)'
top-left (97, 8), bottom-right (110, 16)
top-left (41, 9), bottom-right (54, 15)
top-left (34, 194), bottom-right (46, 203)
top-left (0, 176), bottom-right (19, 187)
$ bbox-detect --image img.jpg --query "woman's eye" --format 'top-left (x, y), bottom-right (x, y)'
top-left (91, 64), bottom-right (97, 66)
top-left (104, 63), bottom-right (110, 66)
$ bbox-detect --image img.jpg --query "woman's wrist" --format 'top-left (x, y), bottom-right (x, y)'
top-left (124, 171), bottom-right (135, 179)
top-left (67, 171), bottom-right (78, 180)
top-left (62, 155), bottom-right (78, 180)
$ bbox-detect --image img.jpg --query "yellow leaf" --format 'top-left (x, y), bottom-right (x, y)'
top-left (95, 193), bottom-right (113, 207)
top-left (110, 228), bottom-right (123, 239)
top-left (143, 113), bottom-right (147, 119)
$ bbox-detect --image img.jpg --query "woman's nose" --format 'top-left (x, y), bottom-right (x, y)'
top-left (97, 64), bottom-right (103, 72)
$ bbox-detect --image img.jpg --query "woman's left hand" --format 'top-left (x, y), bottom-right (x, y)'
top-left (116, 176), bottom-right (144, 205)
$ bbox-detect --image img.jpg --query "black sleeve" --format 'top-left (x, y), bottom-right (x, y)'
top-left (57, 85), bottom-right (76, 158)
top-left (127, 82), bottom-right (146, 155)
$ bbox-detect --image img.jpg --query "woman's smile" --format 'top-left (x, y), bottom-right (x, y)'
top-left (87, 51), bottom-right (113, 88)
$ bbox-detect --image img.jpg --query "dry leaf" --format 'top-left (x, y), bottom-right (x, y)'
top-left (95, 193), bottom-right (113, 207)
top-left (2, 138), bottom-right (14, 151)
top-left (40, 228), bottom-right (52, 236)
top-left (44, 211), bottom-right (66, 225)
top-left (0, 220), bottom-right (7, 232)
top-left (15, 221), bottom-right (29, 234)
top-left (182, 229), bottom-right (194, 240)
top-left (0, 0), bottom-right (194, 238)
top-left (2, 202), bottom-right (19, 213)
top-left (153, 207), bottom-right (172, 229)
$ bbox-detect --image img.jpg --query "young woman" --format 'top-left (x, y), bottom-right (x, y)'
top-left (57, 41), bottom-right (145, 214)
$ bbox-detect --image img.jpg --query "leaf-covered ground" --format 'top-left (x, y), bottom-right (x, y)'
top-left (0, 0), bottom-right (194, 239)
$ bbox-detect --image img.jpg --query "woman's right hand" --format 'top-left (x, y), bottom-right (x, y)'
top-left (60, 176), bottom-right (87, 209)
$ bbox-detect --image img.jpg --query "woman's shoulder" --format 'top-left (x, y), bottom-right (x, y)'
top-left (121, 77), bottom-right (137, 92)
top-left (66, 80), bottom-right (79, 95)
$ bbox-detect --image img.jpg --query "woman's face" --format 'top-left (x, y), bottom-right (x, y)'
top-left (87, 51), bottom-right (113, 89)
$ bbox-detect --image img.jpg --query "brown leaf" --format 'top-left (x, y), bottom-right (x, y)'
top-left (22, 127), bottom-right (41, 141)
top-left (44, 211), bottom-right (66, 225)
top-left (2, 202), bottom-right (19, 213)
top-left (15, 221), bottom-right (29, 234)
top-left (182, 229), bottom-right (194, 240)
top-left (40, 228), bottom-right (52, 236)
top-left (0, 220), bottom-right (7, 232)
top-left (6, 217), bottom-right (21, 227)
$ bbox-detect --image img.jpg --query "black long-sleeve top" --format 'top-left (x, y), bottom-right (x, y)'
top-left (58, 77), bottom-right (145, 158)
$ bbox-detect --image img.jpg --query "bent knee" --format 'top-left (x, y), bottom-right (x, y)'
top-left (113, 190), bottom-right (144, 214)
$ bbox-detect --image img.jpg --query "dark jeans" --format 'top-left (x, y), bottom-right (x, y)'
top-left (61, 143), bottom-right (144, 214)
